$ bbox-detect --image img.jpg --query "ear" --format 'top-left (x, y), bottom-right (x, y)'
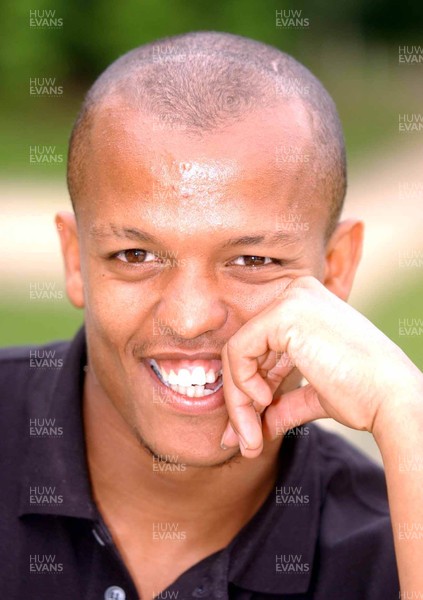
top-left (55, 211), bottom-right (84, 308)
top-left (323, 219), bottom-right (364, 301)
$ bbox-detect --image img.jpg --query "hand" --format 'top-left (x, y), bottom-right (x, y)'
top-left (220, 275), bottom-right (422, 457)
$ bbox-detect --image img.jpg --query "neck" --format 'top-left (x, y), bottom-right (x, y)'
top-left (83, 372), bottom-right (282, 544)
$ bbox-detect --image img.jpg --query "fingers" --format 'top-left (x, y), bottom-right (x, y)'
top-left (262, 384), bottom-right (328, 441)
top-left (221, 382), bottom-right (329, 458)
top-left (219, 311), bottom-right (298, 457)
top-left (265, 351), bottom-right (296, 394)
top-left (220, 344), bottom-right (267, 456)
top-left (218, 277), bottom-right (321, 458)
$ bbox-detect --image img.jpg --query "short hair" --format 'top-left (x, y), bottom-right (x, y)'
top-left (67, 31), bottom-right (346, 236)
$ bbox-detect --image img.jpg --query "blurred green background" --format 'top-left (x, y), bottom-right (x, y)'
top-left (1, 0), bottom-right (422, 374)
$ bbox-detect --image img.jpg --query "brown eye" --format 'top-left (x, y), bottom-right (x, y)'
top-left (123, 249), bottom-right (147, 263)
top-left (243, 256), bottom-right (267, 267)
top-left (232, 255), bottom-right (273, 267)
top-left (115, 249), bottom-right (156, 264)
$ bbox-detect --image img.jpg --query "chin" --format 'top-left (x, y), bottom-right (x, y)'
top-left (131, 414), bottom-right (241, 469)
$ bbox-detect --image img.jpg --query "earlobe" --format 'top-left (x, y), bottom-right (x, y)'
top-left (55, 212), bottom-right (85, 309)
top-left (323, 219), bottom-right (364, 301)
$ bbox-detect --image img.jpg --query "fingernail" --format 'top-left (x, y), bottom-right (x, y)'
top-left (220, 433), bottom-right (238, 449)
top-left (220, 423), bottom-right (239, 449)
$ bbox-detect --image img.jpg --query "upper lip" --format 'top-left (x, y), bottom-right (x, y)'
top-left (144, 352), bottom-right (222, 361)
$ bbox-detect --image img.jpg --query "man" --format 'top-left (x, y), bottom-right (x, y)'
top-left (1, 31), bottom-right (422, 599)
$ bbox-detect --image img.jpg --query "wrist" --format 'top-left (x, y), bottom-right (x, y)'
top-left (372, 375), bottom-right (423, 452)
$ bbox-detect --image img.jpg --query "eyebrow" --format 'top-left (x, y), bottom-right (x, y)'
top-left (221, 231), bottom-right (298, 248)
top-left (90, 225), bottom-right (298, 247)
top-left (90, 224), bottom-right (160, 244)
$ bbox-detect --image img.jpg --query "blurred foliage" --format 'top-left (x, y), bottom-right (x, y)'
top-left (1, 0), bottom-right (422, 92)
top-left (1, 0), bottom-right (423, 177)
top-left (366, 277), bottom-right (423, 370)
top-left (0, 298), bottom-right (83, 347)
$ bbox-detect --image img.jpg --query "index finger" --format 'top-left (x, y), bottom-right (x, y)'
top-left (221, 343), bottom-right (265, 456)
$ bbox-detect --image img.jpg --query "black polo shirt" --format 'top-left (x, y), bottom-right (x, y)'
top-left (0, 327), bottom-right (399, 599)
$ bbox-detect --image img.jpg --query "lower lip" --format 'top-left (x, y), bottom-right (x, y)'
top-left (142, 360), bottom-right (226, 415)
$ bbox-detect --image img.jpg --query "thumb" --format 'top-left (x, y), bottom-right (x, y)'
top-left (262, 384), bottom-right (329, 440)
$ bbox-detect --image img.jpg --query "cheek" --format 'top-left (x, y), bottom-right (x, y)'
top-left (82, 264), bottom-right (156, 343)
top-left (227, 280), bottom-right (290, 318)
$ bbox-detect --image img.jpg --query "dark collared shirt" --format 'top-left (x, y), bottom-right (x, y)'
top-left (0, 327), bottom-right (399, 599)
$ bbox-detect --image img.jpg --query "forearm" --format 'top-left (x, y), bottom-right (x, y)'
top-left (373, 380), bottom-right (423, 597)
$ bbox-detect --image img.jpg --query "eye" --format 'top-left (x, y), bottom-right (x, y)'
top-left (231, 255), bottom-right (277, 267)
top-left (114, 249), bottom-right (157, 264)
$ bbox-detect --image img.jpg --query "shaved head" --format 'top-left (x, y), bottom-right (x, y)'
top-left (67, 31), bottom-right (346, 236)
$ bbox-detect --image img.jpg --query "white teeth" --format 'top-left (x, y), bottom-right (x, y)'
top-left (168, 369), bottom-right (179, 385)
top-left (177, 369), bottom-right (191, 387)
top-left (191, 366), bottom-right (206, 385)
top-left (194, 385), bottom-right (204, 398)
top-left (205, 370), bottom-right (215, 384)
top-left (148, 359), bottom-right (223, 398)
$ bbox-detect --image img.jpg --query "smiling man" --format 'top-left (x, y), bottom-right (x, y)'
top-left (1, 31), bottom-right (422, 600)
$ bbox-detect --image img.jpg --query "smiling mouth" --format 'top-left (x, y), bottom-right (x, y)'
top-left (148, 358), bottom-right (223, 398)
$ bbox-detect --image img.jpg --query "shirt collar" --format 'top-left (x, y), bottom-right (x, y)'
top-left (18, 326), bottom-right (96, 520)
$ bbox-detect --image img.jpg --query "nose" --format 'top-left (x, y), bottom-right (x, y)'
top-left (155, 263), bottom-right (228, 339)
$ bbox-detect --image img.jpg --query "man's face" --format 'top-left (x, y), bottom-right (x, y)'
top-left (74, 98), bottom-right (330, 466)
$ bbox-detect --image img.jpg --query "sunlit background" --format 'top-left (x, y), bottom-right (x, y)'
top-left (1, 0), bottom-right (422, 461)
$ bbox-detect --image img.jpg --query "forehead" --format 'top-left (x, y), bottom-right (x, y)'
top-left (79, 97), bottom-right (322, 231)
